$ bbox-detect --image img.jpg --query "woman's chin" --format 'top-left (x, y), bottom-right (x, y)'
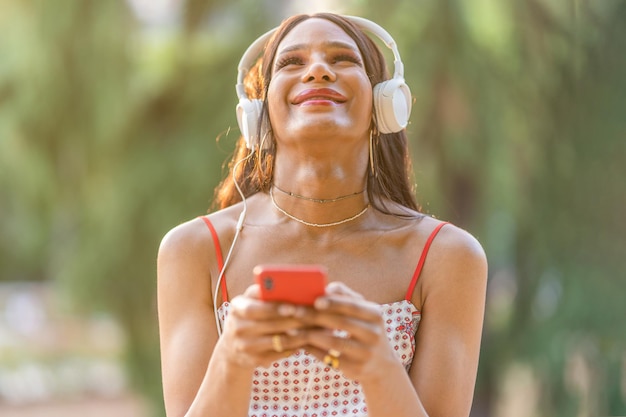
top-left (282, 117), bottom-right (359, 138)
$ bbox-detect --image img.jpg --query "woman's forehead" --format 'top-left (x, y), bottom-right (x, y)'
top-left (275, 18), bottom-right (359, 54)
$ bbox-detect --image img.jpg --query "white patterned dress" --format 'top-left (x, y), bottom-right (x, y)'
top-left (218, 300), bottom-right (421, 417)
top-left (200, 216), bottom-right (448, 417)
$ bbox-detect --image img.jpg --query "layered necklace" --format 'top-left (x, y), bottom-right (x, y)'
top-left (273, 183), bottom-right (366, 203)
top-left (269, 187), bottom-right (369, 228)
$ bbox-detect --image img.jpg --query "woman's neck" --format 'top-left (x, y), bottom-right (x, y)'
top-left (272, 147), bottom-right (368, 196)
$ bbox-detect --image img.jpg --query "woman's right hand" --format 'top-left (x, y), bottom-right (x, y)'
top-left (217, 284), bottom-right (312, 369)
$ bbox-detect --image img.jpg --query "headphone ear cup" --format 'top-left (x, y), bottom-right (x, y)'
top-left (373, 78), bottom-right (412, 134)
top-left (236, 99), bottom-right (264, 149)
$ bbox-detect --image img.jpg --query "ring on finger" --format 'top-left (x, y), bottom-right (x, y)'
top-left (271, 334), bottom-right (284, 353)
top-left (323, 350), bottom-right (340, 369)
top-left (328, 348), bottom-right (341, 358)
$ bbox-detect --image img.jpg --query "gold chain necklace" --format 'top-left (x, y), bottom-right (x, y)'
top-left (273, 183), bottom-right (366, 203)
top-left (270, 187), bottom-right (369, 228)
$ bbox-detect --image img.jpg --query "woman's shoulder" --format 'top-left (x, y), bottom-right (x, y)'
top-left (375, 203), bottom-right (486, 264)
top-left (158, 203), bottom-right (244, 260)
top-left (424, 218), bottom-right (485, 259)
top-left (418, 217), bottom-right (488, 288)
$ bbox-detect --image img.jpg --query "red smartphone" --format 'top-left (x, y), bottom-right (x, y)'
top-left (254, 264), bottom-right (328, 305)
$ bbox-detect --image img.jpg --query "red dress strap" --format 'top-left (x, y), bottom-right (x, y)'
top-left (200, 216), bottom-right (229, 303)
top-left (404, 222), bottom-right (449, 301)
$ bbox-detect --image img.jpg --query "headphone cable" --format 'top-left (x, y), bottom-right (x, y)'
top-left (213, 150), bottom-right (253, 336)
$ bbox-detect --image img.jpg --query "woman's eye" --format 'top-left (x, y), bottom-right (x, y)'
top-left (333, 54), bottom-right (362, 66)
top-left (275, 56), bottom-right (303, 70)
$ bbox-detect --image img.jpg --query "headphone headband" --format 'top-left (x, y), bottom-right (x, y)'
top-left (235, 15), bottom-right (412, 148)
top-left (236, 28), bottom-right (275, 99)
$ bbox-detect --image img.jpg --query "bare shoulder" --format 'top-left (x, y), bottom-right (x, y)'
top-left (157, 217), bottom-right (215, 302)
top-left (158, 218), bottom-right (214, 275)
top-left (157, 207), bottom-right (244, 321)
top-left (157, 207), bottom-right (243, 296)
top-left (159, 217), bottom-right (209, 256)
top-left (433, 222), bottom-right (487, 269)
top-left (418, 219), bottom-right (488, 296)
top-left (158, 205), bottom-right (242, 261)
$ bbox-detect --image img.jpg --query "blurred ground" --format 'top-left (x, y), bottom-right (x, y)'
top-left (0, 395), bottom-right (149, 417)
top-left (0, 282), bottom-right (149, 415)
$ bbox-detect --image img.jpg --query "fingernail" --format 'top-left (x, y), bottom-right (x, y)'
top-left (278, 304), bottom-right (296, 316)
top-left (294, 306), bottom-right (307, 318)
top-left (286, 328), bottom-right (299, 336)
top-left (314, 298), bottom-right (329, 310)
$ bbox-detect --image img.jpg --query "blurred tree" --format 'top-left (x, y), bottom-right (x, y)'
top-left (519, 2), bottom-right (626, 414)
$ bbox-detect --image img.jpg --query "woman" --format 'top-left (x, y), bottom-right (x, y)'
top-left (158, 13), bottom-right (487, 417)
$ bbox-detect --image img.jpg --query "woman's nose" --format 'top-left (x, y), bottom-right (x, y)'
top-left (302, 59), bottom-right (336, 83)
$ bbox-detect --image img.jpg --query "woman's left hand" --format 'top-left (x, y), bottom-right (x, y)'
top-left (297, 281), bottom-right (397, 382)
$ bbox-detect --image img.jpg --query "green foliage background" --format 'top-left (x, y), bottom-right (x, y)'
top-left (1, 0), bottom-right (624, 416)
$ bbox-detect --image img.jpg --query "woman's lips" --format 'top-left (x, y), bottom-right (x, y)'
top-left (292, 88), bottom-right (348, 105)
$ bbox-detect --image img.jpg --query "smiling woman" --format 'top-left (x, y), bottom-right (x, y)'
top-left (268, 20), bottom-right (373, 153)
top-left (157, 13), bottom-right (487, 417)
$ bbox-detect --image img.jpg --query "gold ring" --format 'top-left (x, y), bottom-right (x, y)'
top-left (323, 352), bottom-right (340, 369)
top-left (328, 348), bottom-right (341, 358)
top-left (271, 334), bottom-right (284, 353)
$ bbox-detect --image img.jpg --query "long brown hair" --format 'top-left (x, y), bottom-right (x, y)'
top-left (213, 13), bottom-right (420, 214)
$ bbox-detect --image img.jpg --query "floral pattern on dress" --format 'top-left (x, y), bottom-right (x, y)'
top-left (218, 299), bottom-right (421, 417)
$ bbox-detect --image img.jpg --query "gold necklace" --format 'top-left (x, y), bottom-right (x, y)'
top-left (270, 187), bottom-right (369, 228)
top-left (273, 183), bottom-right (366, 203)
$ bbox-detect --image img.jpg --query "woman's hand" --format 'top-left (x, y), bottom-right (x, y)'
top-left (219, 281), bottom-right (396, 382)
top-left (299, 282), bottom-right (396, 382)
top-left (218, 284), bottom-right (311, 370)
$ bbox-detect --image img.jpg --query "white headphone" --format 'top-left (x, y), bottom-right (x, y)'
top-left (235, 15), bottom-right (412, 149)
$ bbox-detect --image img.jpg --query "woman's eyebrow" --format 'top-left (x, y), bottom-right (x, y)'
top-left (277, 41), bottom-right (360, 56)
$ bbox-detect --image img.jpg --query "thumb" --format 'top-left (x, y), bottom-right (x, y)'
top-left (325, 281), bottom-right (365, 300)
top-left (243, 283), bottom-right (261, 299)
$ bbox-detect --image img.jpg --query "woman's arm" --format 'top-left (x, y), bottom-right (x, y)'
top-left (408, 224), bottom-right (488, 416)
top-left (157, 218), bottom-right (311, 417)
top-left (157, 219), bottom-right (252, 417)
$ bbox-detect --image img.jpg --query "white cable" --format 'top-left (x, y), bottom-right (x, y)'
top-left (212, 151), bottom-right (254, 336)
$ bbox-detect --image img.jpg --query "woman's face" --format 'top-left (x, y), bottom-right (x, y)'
top-left (267, 18), bottom-right (373, 146)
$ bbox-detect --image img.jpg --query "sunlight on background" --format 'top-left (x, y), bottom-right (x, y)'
top-left (126, 0), bottom-right (349, 25)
